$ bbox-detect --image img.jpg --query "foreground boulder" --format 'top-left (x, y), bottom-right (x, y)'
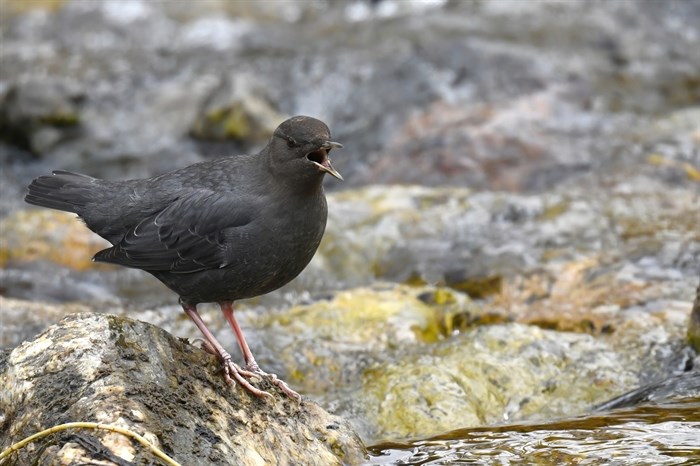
top-left (0, 313), bottom-right (366, 465)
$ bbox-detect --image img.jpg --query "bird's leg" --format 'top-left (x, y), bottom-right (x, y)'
top-left (181, 302), bottom-right (273, 400)
top-left (220, 301), bottom-right (301, 401)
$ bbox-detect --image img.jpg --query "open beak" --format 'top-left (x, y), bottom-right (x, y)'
top-left (309, 141), bottom-right (344, 180)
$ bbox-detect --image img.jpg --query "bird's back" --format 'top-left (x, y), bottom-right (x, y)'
top-left (82, 156), bottom-right (258, 244)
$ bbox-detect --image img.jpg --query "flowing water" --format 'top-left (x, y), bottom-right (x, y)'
top-left (367, 398), bottom-right (700, 465)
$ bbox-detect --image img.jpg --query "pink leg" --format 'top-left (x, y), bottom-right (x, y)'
top-left (182, 303), bottom-right (273, 400)
top-left (220, 301), bottom-right (301, 401)
top-left (220, 301), bottom-right (259, 370)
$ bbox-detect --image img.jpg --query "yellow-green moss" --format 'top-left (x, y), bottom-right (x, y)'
top-left (0, 209), bottom-right (110, 270)
top-left (448, 275), bottom-right (502, 299)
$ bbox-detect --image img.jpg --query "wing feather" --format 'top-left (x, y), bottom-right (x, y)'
top-left (93, 190), bottom-right (255, 273)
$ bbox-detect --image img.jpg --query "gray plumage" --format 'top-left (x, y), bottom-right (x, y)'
top-left (25, 116), bottom-right (343, 305)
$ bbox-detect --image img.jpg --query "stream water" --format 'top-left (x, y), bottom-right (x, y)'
top-left (368, 398), bottom-right (700, 465)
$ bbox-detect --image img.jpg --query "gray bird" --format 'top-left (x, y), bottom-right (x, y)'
top-left (25, 115), bottom-right (343, 400)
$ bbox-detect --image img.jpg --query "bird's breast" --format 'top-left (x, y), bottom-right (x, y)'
top-left (221, 194), bottom-right (327, 297)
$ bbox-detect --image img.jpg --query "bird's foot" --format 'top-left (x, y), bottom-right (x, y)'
top-left (220, 354), bottom-right (275, 400)
top-left (245, 363), bottom-right (301, 402)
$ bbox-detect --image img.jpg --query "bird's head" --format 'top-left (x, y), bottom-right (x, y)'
top-left (270, 116), bottom-right (343, 181)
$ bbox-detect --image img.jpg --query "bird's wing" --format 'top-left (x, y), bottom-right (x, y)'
top-left (93, 190), bottom-right (256, 273)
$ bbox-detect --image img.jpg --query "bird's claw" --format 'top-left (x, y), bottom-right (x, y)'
top-left (220, 355), bottom-right (275, 400)
top-left (215, 352), bottom-right (299, 402)
top-left (245, 364), bottom-right (301, 402)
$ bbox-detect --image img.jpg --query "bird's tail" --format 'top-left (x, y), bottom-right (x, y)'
top-left (25, 170), bottom-right (97, 214)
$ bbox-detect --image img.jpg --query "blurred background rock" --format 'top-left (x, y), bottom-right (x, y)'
top-left (1, 0), bottom-right (698, 463)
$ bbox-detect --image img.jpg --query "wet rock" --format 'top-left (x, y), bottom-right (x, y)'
top-left (443, 270), bottom-right (502, 299)
top-left (594, 356), bottom-right (700, 411)
top-left (0, 312), bottom-right (366, 465)
top-left (247, 279), bottom-right (690, 442)
top-left (347, 323), bottom-right (640, 442)
top-left (490, 257), bottom-right (692, 335)
top-left (361, 88), bottom-right (700, 192)
top-left (250, 284), bottom-right (487, 395)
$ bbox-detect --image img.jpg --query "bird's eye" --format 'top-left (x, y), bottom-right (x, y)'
top-left (286, 137), bottom-right (297, 148)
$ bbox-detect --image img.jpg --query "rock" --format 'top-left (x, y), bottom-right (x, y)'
top-left (689, 283), bottom-right (700, 353)
top-left (324, 323), bottom-right (642, 442)
top-left (1, 0), bottom-right (67, 15)
top-left (594, 357), bottom-right (700, 412)
top-left (189, 76), bottom-right (286, 148)
top-left (0, 276), bottom-right (693, 447)
top-left (0, 209), bottom-right (110, 271)
top-left (246, 280), bottom-right (690, 442)
top-left (0, 78), bottom-right (83, 155)
top-left (0, 296), bottom-right (90, 349)
top-left (250, 284), bottom-right (490, 395)
top-left (0, 313), bottom-right (366, 465)
top-left (301, 181), bottom-right (697, 297)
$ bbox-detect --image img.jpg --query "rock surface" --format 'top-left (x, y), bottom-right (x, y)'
top-left (0, 313), bottom-right (366, 466)
top-left (249, 284), bottom-right (691, 442)
top-left (0, 210), bottom-right (110, 271)
top-left (0, 296), bottom-right (91, 348)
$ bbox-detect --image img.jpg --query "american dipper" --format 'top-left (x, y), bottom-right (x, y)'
top-left (25, 115), bottom-right (343, 400)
